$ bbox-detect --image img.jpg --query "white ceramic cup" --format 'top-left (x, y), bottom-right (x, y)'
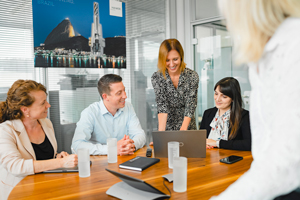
top-left (107, 138), bottom-right (118, 163)
top-left (168, 141), bottom-right (179, 169)
top-left (77, 148), bottom-right (90, 178)
top-left (173, 156), bottom-right (187, 192)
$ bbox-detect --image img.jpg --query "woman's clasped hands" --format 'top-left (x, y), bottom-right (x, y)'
top-left (56, 151), bottom-right (78, 168)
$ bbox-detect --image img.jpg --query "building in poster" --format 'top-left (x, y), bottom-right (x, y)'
top-left (90, 2), bottom-right (105, 54)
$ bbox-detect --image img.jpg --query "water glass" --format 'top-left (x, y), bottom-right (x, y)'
top-left (168, 141), bottom-right (179, 169)
top-left (107, 138), bottom-right (117, 163)
top-left (77, 148), bottom-right (90, 178)
top-left (173, 157), bottom-right (187, 192)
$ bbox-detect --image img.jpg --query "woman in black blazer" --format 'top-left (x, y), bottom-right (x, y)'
top-left (200, 77), bottom-right (251, 151)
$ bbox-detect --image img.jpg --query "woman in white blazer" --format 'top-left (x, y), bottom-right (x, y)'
top-left (0, 80), bottom-right (78, 200)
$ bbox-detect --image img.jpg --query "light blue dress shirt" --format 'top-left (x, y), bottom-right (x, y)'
top-left (71, 100), bottom-right (146, 155)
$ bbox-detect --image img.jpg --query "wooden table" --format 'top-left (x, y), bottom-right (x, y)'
top-left (9, 147), bottom-right (252, 200)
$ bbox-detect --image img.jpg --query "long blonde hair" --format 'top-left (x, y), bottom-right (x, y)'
top-left (157, 39), bottom-right (186, 79)
top-left (218, 0), bottom-right (300, 64)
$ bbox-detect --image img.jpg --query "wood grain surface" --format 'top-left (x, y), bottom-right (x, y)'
top-left (9, 147), bottom-right (252, 200)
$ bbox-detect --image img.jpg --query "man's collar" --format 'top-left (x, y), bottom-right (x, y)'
top-left (100, 100), bottom-right (110, 115)
top-left (115, 106), bottom-right (125, 117)
top-left (100, 100), bottom-right (125, 116)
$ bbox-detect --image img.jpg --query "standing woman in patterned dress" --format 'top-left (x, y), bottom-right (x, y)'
top-left (151, 39), bottom-right (199, 131)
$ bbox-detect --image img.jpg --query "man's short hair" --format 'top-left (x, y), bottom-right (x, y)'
top-left (97, 74), bottom-right (122, 99)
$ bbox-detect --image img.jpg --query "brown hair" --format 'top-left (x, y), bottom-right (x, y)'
top-left (0, 80), bottom-right (47, 123)
top-left (157, 39), bottom-right (186, 79)
top-left (97, 74), bottom-right (122, 99)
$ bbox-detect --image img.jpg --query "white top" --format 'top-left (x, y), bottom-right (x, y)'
top-left (211, 17), bottom-right (300, 200)
top-left (208, 109), bottom-right (230, 141)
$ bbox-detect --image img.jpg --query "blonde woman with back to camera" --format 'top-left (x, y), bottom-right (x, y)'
top-left (211, 0), bottom-right (300, 199)
top-left (0, 80), bottom-right (78, 200)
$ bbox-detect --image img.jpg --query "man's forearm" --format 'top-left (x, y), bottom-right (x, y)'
top-left (72, 140), bottom-right (107, 155)
top-left (132, 133), bottom-right (146, 149)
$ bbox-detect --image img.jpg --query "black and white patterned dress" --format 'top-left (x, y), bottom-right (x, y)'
top-left (151, 68), bottom-right (199, 130)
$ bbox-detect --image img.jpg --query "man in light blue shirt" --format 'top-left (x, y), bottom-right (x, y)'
top-left (71, 74), bottom-right (146, 155)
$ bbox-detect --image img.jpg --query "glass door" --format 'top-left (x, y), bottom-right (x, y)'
top-left (193, 20), bottom-right (251, 127)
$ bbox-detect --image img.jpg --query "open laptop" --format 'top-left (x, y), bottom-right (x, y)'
top-left (152, 130), bottom-right (206, 158)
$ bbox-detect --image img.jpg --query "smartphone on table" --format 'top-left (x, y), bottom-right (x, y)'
top-left (220, 155), bottom-right (243, 164)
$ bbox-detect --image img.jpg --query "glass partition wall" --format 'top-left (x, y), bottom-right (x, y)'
top-left (194, 20), bottom-right (251, 127)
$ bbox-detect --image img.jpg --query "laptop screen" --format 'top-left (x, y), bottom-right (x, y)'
top-left (152, 130), bottom-right (206, 158)
top-left (105, 168), bottom-right (166, 195)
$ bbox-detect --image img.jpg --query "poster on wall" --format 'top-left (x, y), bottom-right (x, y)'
top-left (33, 0), bottom-right (126, 68)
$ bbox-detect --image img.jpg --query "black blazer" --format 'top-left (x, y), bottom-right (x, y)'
top-left (200, 107), bottom-right (251, 151)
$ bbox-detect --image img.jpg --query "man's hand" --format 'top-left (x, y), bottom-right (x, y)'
top-left (117, 135), bottom-right (136, 155)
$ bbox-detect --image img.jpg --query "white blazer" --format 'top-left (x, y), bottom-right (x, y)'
top-left (0, 118), bottom-right (57, 200)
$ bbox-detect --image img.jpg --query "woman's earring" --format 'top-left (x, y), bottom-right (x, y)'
top-left (26, 114), bottom-right (29, 117)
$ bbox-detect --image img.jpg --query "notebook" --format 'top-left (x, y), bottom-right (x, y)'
top-left (152, 130), bottom-right (207, 158)
top-left (42, 166), bottom-right (79, 173)
top-left (42, 161), bottom-right (92, 173)
top-left (119, 156), bottom-right (160, 171)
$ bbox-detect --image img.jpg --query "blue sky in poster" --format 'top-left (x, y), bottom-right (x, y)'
top-left (33, 0), bottom-right (125, 47)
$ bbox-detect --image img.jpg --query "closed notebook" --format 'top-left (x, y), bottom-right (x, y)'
top-left (119, 156), bottom-right (160, 171)
top-left (42, 161), bottom-right (92, 173)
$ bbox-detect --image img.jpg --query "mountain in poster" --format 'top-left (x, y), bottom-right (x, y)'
top-left (35, 18), bottom-right (89, 51)
top-left (44, 18), bottom-right (76, 45)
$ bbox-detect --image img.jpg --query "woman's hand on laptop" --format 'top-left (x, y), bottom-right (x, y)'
top-left (206, 139), bottom-right (217, 149)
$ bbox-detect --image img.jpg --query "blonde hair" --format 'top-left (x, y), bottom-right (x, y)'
top-left (157, 39), bottom-right (186, 78)
top-left (0, 80), bottom-right (47, 123)
top-left (218, 0), bottom-right (300, 64)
